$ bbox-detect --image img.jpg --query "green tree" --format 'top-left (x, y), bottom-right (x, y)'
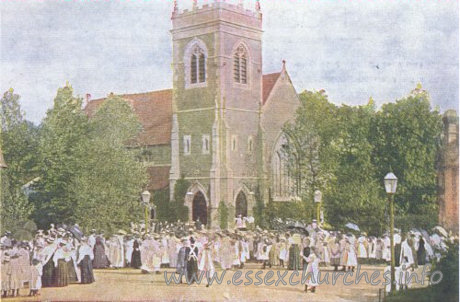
top-left (372, 86), bottom-right (442, 230)
top-left (154, 187), bottom-right (172, 222)
top-left (172, 176), bottom-right (190, 222)
top-left (282, 90), bottom-right (337, 199)
top-left (252, 185), bottom-right (266, 228)
top-left (32, 84), bottom-right (88, 228)
top-left (325, 104), bottom-right (386, 235)
top-left (71, 95), bottom-right (147, 233)
top-left (218, 201), bottom-right (229, 229)
top-left (1, 88), bottom-right (38, 233)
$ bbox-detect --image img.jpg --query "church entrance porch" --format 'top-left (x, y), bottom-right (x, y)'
top-left (192, 191), bottom-right (207, 225)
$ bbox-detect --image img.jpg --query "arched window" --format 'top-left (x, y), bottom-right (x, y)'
top-left (272, 135), bottom-right (295, 201)
top-left (191, 46), bottom-right (206, 84)
top-left (184, 39), bottom-right (208, 88)
top-left (233, 45), bottom-right (248, 84)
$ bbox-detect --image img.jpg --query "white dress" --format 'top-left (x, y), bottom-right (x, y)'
top-left (306, 255), bottom-right (320, 287)
top-left (399, 240), bottom-right (414, 267)
top-left (357, 237), bottom-right (367, 258)
top-left (232, 242), bottom-right (241, 266)
top-left (346, 245), bottom-right (358, 267)
top-left (125, 239), bottom-right (134, 265)
top-left (382, 237), bottom-right (391, 261)
top-left (240, 241), bottom-right (249, 263)
top-left (259, 244), bottom-right (271, 261)
top-left (279, 243), bottom-right (288, 262)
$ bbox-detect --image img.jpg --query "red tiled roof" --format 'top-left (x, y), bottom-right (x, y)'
top-left (147, 165), bottom-right (171, 190)
top-left (262, 72), bottom-right (281, 105)
top-left (85, 89), bottom-right (173, 146)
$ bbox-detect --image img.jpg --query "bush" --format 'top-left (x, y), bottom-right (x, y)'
top-left (432, 240), bottom-right (459, 299)
top-left (218, 201), bottom-right (228, 229)
top-left (385, 240), bottom-right (459, 302)
top-left (154, 187), bottom-right (172, 222)
top-left (172, 176), bottom-right (190, 222)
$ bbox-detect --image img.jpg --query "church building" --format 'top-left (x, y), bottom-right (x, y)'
top-left (85, 1), bottom-right (300, 227)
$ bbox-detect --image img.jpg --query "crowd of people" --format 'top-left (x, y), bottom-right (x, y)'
top-left (0, 218), bottom-right (454, 297)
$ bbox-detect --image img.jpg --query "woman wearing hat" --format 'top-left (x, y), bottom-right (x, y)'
top-left (93, 235), bottom-right (109, 269)
top-left (29, 257), bottom-right (43, 296)
top-left (260, 238), bottom-right (271, 269)
top-left (186, 237), bottom-right (199, 283)
top-left (77, 238), bottom-right (95, 284)
top-left (8, 242), bottom-right (22, 296)
top-left (52, 241), bottom-right (69, 287)
top-left (279, 238), bottom-right (288, 268)
top-left (1, 247), bottom-right (12, 297)
top-left (301, 238), bottom-right (311, 271)
top-left (328, 237), bottom-right (341, 271)
top-left (345, 238), bottom-right (358, 272)
top-left (41, 237), bottom-right (57, 287)
top-left (198, 240), bottom-right (215, 287)
top-left (288, 234), bottom-right (301, 270)
top-left (176, 238), bottom-right (189, 283)
top-left (130, 236), bottom-right (142, 269)
top-left (302, 248), bottom-right (320, 293)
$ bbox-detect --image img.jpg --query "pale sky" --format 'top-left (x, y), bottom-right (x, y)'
top-left (1, 0), bottom-right (458, 124)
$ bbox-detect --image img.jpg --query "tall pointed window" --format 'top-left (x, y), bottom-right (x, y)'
top-left (191, 46), bottom-right (206, 84)
top-left (233, 45), bottom-right (248, 84)
top-left (185, 39), bottom-right (208, 88)
top-left (272, 135), bottom-right (296, 201)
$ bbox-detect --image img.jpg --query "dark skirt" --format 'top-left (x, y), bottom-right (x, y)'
top-left (288, 244), bottom-right (301, 271)
top-left (79, 255), bottom-right (95, 284)
top-left (93, 244), bottom-right (110, 268)
top-left (67, 259), bottom-right (79, 283)
top-left (417, 249), bottom-right (426, 265)
top-left (42, 257), bottom-right (55, 287)
top-left (330, 257), bottom-right (341, 266)
top-left (394, 244), bottom-right (401, 267)
top-left (131, 251), bottom-right (142, 269)
top-left (186, 258), bottom-right (198, 283)
top-left (55, 259), bottom-right (69, 287)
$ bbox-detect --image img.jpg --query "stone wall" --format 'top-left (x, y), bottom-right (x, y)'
top-left (438, 110), bottom-right (459, 233)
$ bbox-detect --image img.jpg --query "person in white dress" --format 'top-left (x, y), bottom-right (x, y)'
top-left (278, 238), bottom-right (289, 268)
top-left (232, 239), bottom-right (241, 268)
top-left (198, 240), bottom-right (215, 287)
top-left (346, 239), bottom-right (358, 271)
top-left (382, 235), bottom-right (391, 261)
top-left (302, 249), bottom-right (320, 293)
top-left (400, 238), bottom-right (414, 269)
top-left (240, 238), bottom-right (250, 268)
top-left (357, 234), bottom-right (368, 259)
top-left (260, 239), bottom-right (272, 269)
top-left (235, 215), bottom-right (245, 229)
top-left (124, 236), bottom-right (134, 267)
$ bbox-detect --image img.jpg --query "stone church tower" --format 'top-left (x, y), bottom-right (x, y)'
top-left (169, 1), bottom-right (263, 227)
top-left (85, 1), bottom-right (300, 228)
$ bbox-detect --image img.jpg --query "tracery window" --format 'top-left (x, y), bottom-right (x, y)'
top-left (233, 45), bottom-right (248, 84)
top-left (191, 45), bottom-right (206, 84)
top-left (272, 135), bottom-right (295, 200)
top-left (184, 39), bottom-right (208, 88)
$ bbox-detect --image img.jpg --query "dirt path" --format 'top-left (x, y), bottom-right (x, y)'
top-left (4, 264), bottom-right (428, 301)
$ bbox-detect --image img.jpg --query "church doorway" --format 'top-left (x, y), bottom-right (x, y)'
top-left (192, 191), bottom-right (207, 225)
top-left (235, 191), bottom-right (248, 217)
